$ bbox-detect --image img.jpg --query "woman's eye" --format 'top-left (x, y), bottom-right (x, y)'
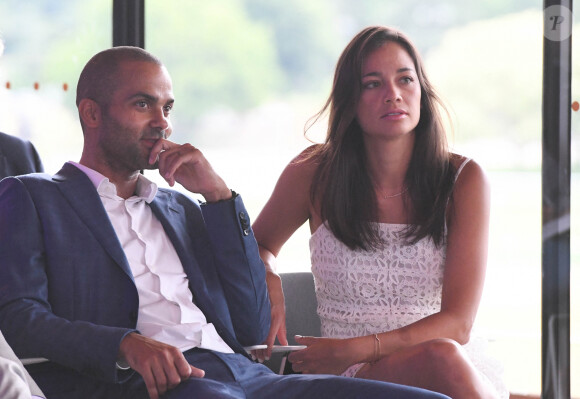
top-left (401, 76), bottom-right (414, 84)
top-left (363, 81), bottom-right (379, 89)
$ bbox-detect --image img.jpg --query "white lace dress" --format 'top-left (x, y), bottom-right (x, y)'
top-left (309, 221), bottom-right (509, 398)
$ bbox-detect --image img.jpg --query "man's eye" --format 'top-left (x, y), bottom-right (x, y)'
top-left (136, 101), bottom-right (148, 108)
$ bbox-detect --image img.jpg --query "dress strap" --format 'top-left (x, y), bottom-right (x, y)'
top-left (454, 157), bottom-right (472, 182)
top-left (443, 157), bottom-right (472, 233)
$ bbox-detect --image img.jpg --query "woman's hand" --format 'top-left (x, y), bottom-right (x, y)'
top-left (288, 336), bottom-right (360, 375)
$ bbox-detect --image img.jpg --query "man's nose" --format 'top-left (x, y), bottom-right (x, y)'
top-left (151, 108), bottom-right (170, 131)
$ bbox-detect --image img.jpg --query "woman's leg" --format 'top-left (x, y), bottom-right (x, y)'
top-left (356, 338), bottom-right (500, 399)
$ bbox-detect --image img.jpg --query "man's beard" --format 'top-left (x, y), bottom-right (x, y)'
top-left (100, 116), bottom-right (166, 173)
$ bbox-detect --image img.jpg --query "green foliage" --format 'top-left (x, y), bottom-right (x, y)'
top-left (146, 0), bottom-right (283, 123)
top-left (243, 0), bottom-right (341, 92)
top-left (334, 0), bottom-right (540, 52)
top-left (0, 0), bottom-right (109, 90)
top-left (0, 0), bottom-right (559, 164)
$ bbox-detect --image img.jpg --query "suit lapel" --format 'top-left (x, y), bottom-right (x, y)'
top-left (149, 192), bottom-right (192, 264)
top-left (149, 192), bottom-right (211, 300)
top-left (53, 163), bottom-right (134, 280)
top-left (150, 192), bottom-right (232, 330)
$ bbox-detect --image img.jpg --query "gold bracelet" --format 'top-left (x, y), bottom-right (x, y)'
top-left (373, 334), bottom-right (381, 363)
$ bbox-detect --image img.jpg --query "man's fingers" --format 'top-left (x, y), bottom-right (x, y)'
top-left (189, 364), bottom-right (205, 378)
top-left (151, 361), bottom-right (170, 396)
top-left (174, 355), bottom-right (195, 380)
top-left (158, 148), bottom-right (189, 180)
top-left (120, 334), bottom-right (194, 397)
top-left (157, 143), bottom-right (202, 184)
top-left (143, 370), bottom-right (160, 399)
top-left (148, 138), bottom-right (179, 165)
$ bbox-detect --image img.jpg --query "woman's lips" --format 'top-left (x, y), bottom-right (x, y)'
top-left (381, 110), bottom-right (407, 120)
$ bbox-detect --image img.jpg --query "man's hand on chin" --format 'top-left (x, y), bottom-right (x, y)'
top-left (149, 139), bottom-right (232, 202)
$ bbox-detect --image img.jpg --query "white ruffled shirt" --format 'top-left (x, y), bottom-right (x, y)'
top-left (70, 162), bottom-right (233, 354)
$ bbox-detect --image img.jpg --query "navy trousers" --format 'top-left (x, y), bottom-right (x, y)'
top-left (31, 348), bottom-right (450, 399)
top-left (161, 349), bottom-right (448, 399)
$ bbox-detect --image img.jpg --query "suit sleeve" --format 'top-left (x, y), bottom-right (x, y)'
top-left (200, 193), bottom-right (271, 346)
top-left (0, 177), bottom-right (136, 384)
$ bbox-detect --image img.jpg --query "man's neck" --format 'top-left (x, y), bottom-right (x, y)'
top-left (111, 176), bottom-right (140, 199)
top-left (78, 159), bottom-right (140, 199)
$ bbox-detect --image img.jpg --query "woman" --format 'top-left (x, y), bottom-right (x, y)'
top-left (252, 26), bottom-right (508, 399)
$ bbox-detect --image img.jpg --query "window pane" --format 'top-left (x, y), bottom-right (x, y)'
top-left (145, 2), bottom-right (579, 396)
top-left (2, 1), bottom-right (574, 397)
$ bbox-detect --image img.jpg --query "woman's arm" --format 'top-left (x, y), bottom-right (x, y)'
top-left (289, 159), bottom-right (491, 374)
top-left (252, 149), bottom-right (319, 357)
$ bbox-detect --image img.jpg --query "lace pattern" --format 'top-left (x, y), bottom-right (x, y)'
top-left (310, 224), bottom-right (508, 398)
top-left (310, 223), bottom-right (445, 338)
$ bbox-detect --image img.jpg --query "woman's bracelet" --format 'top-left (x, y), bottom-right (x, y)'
top-left (372, 333), bottom-right (381, 363)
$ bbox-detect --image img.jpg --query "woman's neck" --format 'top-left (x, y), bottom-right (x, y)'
top-left (364, 134), bottom-right (414, 191)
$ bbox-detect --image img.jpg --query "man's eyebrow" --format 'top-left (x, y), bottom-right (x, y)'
top-left (128, 92), bottom-right (175, 105)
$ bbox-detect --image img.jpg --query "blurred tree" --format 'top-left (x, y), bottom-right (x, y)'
top-left (1, 0), bottom-right (560, 165)
top-left (146, 0), bottom-right (284, 127)
top-left (0, 0), bottom-right (109, 91)
top-left (243, 0), bottom-right (341, 93)
top-left (333, 0), bottom-right (539, 53)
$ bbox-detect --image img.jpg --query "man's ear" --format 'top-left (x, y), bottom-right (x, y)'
top-left (78, 98), bottom-right (101, 128)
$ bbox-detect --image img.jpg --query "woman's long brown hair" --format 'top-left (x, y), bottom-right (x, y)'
top-left (305, 26), bottom-right (456, 251)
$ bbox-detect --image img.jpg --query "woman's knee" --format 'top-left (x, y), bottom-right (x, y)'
top-left (416, 338), bottom-right (466, 368)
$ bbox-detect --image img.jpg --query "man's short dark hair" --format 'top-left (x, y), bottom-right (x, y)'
top-left (76, 46), bottom-right (163, 108)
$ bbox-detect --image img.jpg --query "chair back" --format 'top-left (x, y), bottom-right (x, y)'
top-left (281, 272), bottom-right (320, 343)
top-left (263, 272), bottom-right (320, 374)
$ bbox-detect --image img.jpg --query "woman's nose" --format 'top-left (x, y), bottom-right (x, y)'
top-left (384, 84), bottom-right (401, 103)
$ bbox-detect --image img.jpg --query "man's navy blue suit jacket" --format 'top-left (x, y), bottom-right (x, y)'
top-left (0, 162), bottom-right (271, 388)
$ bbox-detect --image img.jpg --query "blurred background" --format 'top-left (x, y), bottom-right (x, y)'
top-left (0, 1), bottom-right (577, 396)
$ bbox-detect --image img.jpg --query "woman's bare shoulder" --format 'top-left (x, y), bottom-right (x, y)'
top-left (282, 144), bottom-right (322, 179)
top-left (450, 153), bottom-right (487, 181)
top-left (449, 153), bottom-right (490, 200)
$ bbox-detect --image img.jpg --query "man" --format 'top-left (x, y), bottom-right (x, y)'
top-left (0, 46), bottom-right (448, 399)
top-left (0, 132), bottom-right (44, 179)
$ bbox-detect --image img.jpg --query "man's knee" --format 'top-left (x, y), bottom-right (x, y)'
top-left (161, 377), bottom-right (243, 399)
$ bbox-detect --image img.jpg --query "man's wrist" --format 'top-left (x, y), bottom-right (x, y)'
top-left (116, 359), bottom-right (131, 370)
top-left (203, 189), bottom-right (236, 203)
